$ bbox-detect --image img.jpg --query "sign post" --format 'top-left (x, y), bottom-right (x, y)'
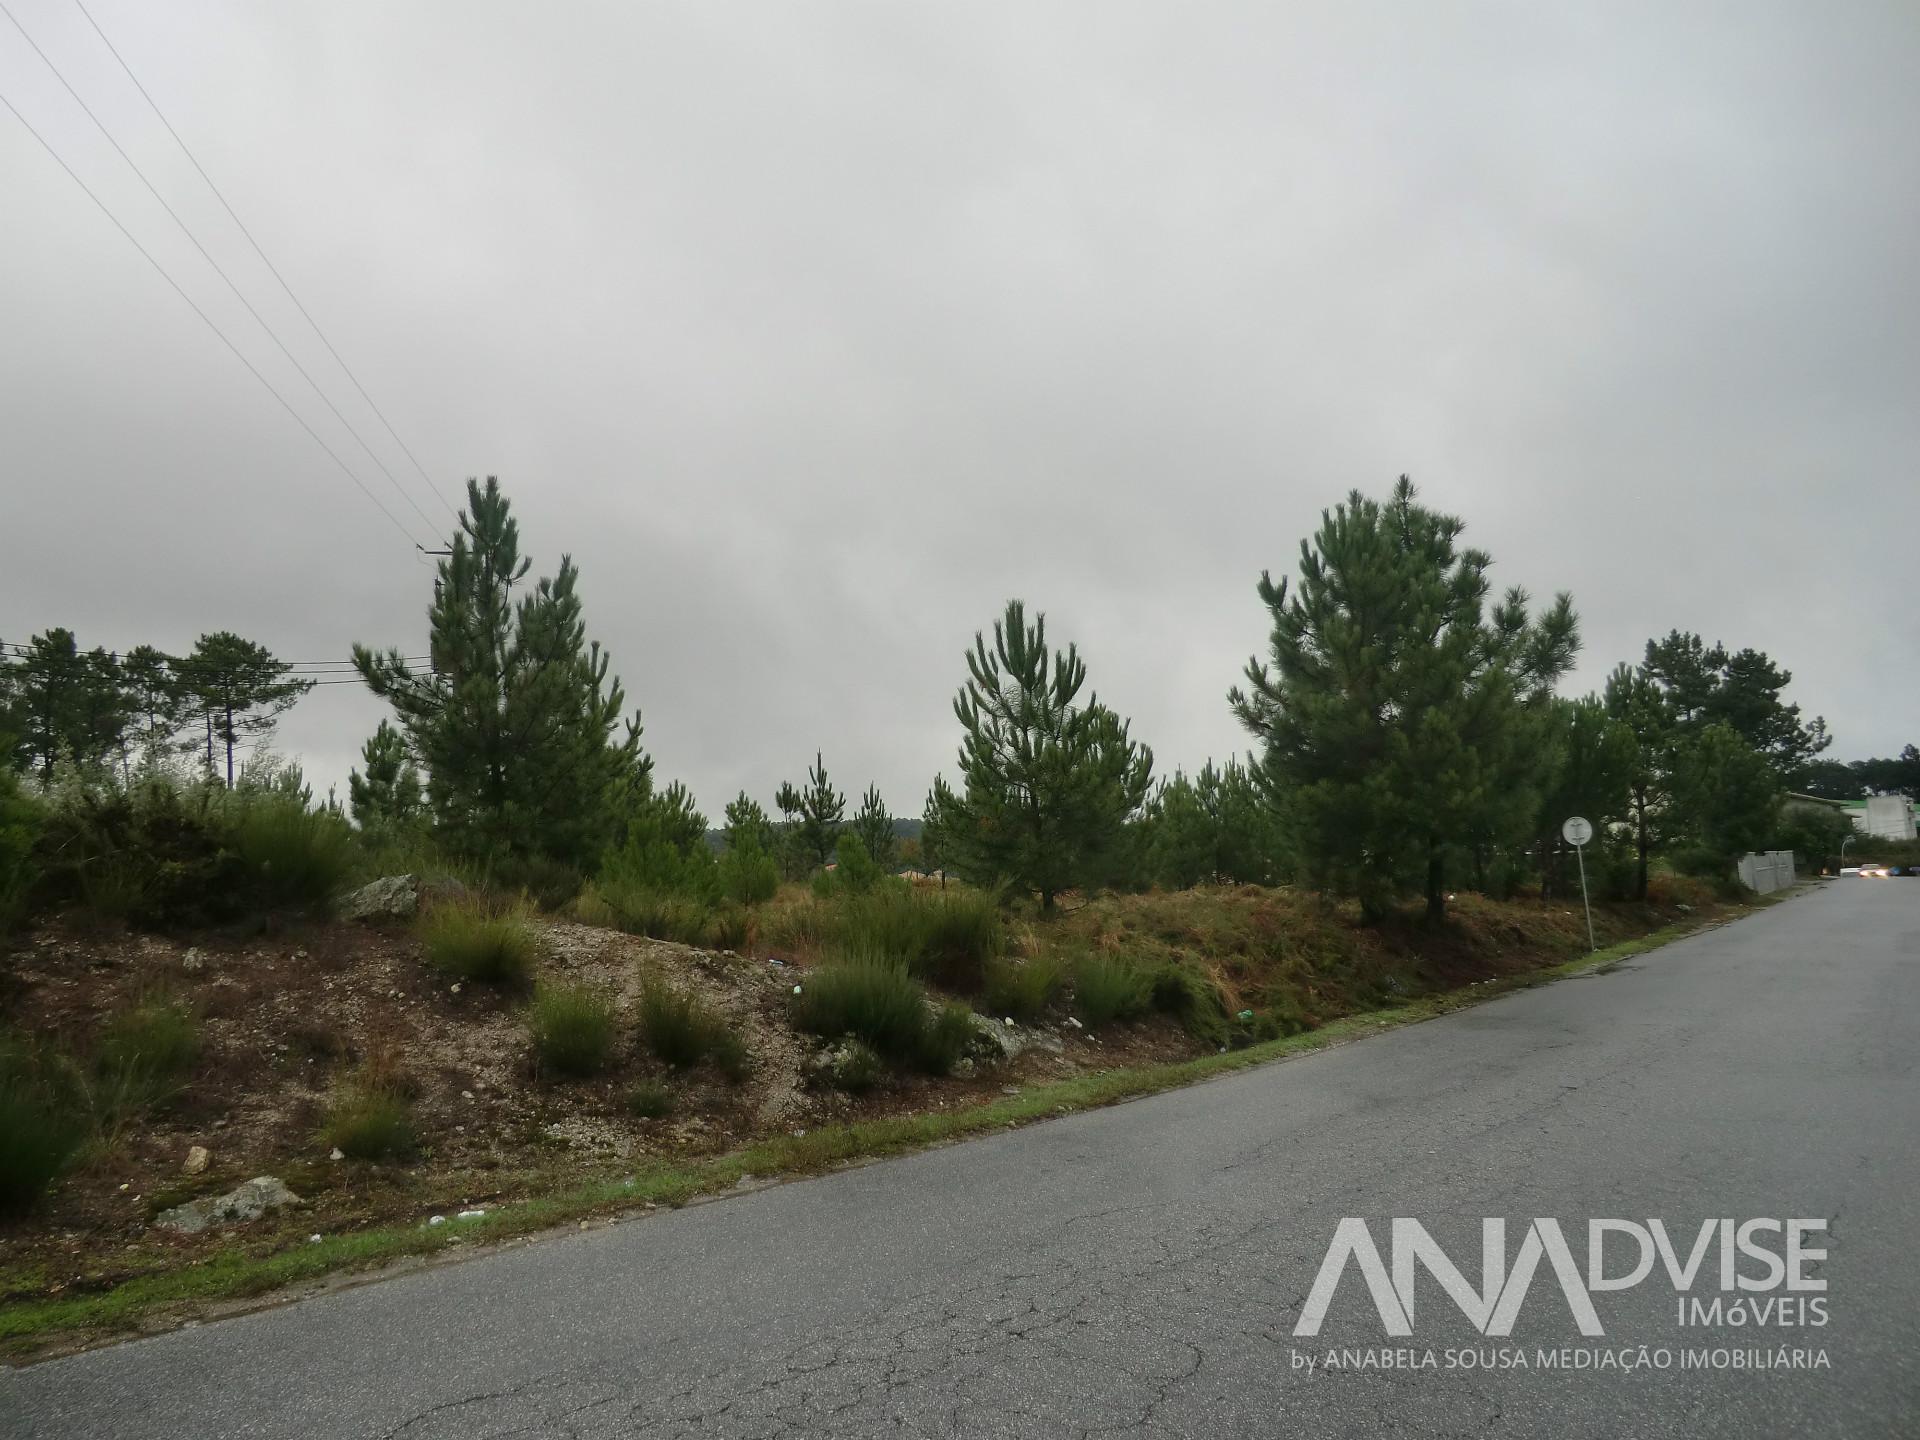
top-left (1563, 815), bottom-right (1596, 952)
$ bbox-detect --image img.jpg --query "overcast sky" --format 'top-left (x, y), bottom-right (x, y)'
top-left (3, 0), bottom-right (1915, 818)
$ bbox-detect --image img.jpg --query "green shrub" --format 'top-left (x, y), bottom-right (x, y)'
top-left (229, 793), bottom-right (357, 910)
top-left (527, 981), bottom-right (617, 1077)
top-left (73, 854), bottom-right (154, 930)
top-left (794, 960), bottom-right (931, 1062)
top-left (0, 768), bottom-right (41, 934)
top-left (579, 880), bottom-right (711, 945)
top-left (0, 1038), bottom-right (87, 1212)
top-left (915, 889), bottom-right (1004, 989)
top-left (320, 1085), bottom-right (417, 1161)
top-left (979, 954), bottom-right (1065, 1021)
top-left (489, 854), bottom-right (586, 912)
top-left (626, 1080), bottom-right (675, 1118)
top-left (817, 1038), bottom-right (885, 1092)
top-left (832, 833), bottom-right (884, 893)
top-left (418, 901), bottom-right (540, 985)
top-left (34, 772), bottom-right (240, 929)
top-left (95, 997), bottom-right (201, 1109)
top-left (832, 884), bottom-right (919, 956)
top-left (638, 979), bottom-right (730, 1069)
top-left (704, 902), bottom-right (749, 952)
top-left (1072, 954), bottom-right (1150, 1028)
top-left (600, 831), bottom-right (718, 905)
top-left (762, 898), bottom-right (835, 952)
top-left (717, 841), bottom-right (779, 905)
top-left (833, 885), bottom-right (1003, 989)
top-left (707, 1025), bottom-right (753, 1083)
top-left (1146, 964), bottom-right (1231, 1044)
top-left (917, 1001), bottom-right (976, 1075)
top-left (29, 767), bottom-right (371, 928)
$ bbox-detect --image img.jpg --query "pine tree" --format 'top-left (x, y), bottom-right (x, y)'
top-left (776, 752), bottom-right (844, 871)
top-left (120, 645), bottom-right (190, 767)
top-left (927, 599), bottom-right (1153, 909)
top-left (7, 630), bottom-right (132, 780)
top-left (1642, 631), bottom-right (1830, 776)
top-left (851, 785), bottom-right (896, 871)
top-left (176, 632), bottom-right (312, 787)
top-left (1141, 759), bottom-right (1287, 890)
top-left (1670, 722), bottom-right (1781, 870)
top-left (354, 476), bottom-right (643, 869)
top-left (348, 720), bottom-right (424, 832)
top-left (718, 792), bottom-right (779, 902)
top-left (1232, 478), bottom-right (1577, 923)
top-left (1534, 696), bottom-right (1636, 898)
top-left (1604, 663), bottom-right (1677, 901)
top-left (723, 792), bottom-right (776, 854)
top-left (919, 791), bottom-right (949, 885)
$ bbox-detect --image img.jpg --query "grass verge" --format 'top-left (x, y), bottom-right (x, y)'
top-left (0, 914), bottom-right (1733, 1352)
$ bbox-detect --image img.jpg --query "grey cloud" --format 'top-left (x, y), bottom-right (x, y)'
top-left (4, 0), bottom-right (1914, 817)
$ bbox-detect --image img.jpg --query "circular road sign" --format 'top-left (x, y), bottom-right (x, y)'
top-left (1562, 816), bottom-right (1594, 847)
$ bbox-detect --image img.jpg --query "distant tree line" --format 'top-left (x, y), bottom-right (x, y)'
top-left (8, 473), bottom-right (1883, 924)
top-left (1794, 747), bottom-right (1920, 801)
top-left (0, 630), bottom-right (311, 787)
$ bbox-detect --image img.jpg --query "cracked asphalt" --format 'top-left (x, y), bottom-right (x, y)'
top-left (6, 880), bottom-right (1917, 1438)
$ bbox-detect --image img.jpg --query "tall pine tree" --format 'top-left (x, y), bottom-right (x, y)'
top-left (354, 476), bottom-right (643, 868)
top-left (177, 632), bottom-right (312, 786)
top-left (775, 752), bottom-right (845, 871)
top-left (927, 599), bottom-right (1153, 909)
top-left (1232, 478), bottom-right (1576, 923)
top-left (7, 630), bottom-right (132, 780)
top-left (851, 785), bottom-right (896, 871)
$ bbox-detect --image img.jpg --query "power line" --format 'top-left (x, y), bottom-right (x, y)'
top-left (0, 81), bottom-right (428, 550)
top-left (70, 0), bottom-right (460, 524)
top-left (0, 0), bottom-right (447, 541)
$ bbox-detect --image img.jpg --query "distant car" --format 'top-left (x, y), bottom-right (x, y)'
top-left (1858, 864), bottom-right (1891, 878)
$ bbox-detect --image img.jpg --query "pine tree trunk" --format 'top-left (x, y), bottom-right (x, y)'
top-left (1634, 807), bottom-right (1650, 901)
top-left (224, 699), bottom-right (235, 789)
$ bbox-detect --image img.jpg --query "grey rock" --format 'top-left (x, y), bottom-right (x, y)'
top-left (156, 1177), bottom-right (301, 1235)
top-left (181, 1145), bottom-right (209, 1176)
top-left (417, 876), bottom-right (470, 908)
top-left (337, 875), bottom-right (419, 922)
top-left (805, 1040), bottom-right (883, 1092)
top-left (966, 1013), bottom-right (1064, 1062)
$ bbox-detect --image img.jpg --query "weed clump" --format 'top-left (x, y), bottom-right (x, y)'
top-left (527, 982), bottom-right (618, 1077)
top-left (626, 1081), bottom-right (675, 1119)
top-left (229, 793), bottom-right (358, 910)
top-left (1072, 954), bottom-right (1150, 1028)
top-left (418, 901), bottom-right (540, 985)
top-left (0, 1038), bottom-right (87, 1212)
top-left (637, 979), bottom-right (741, 1076)
top-left (320, 1085), bottom-right (417, 1161)
top-left (95, 997), bottom-right (201, 1112)
top-left (829, 886), bottom-right (1003, 989)
top-left (979, 954), bottom-right (1065, 1021)
top-left (795, 961), bottom-right (974, 1074)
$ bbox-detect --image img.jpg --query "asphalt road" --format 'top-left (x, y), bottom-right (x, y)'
top-left (7, 880), bottom-right (1918, 1438)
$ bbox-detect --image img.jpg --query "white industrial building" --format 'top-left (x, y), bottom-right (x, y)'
top-left (1846, 794), bottom-right (1918, 841)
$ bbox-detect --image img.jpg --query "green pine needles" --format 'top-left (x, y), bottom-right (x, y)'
top-left (927, 600), bottom-right (1153, 909)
